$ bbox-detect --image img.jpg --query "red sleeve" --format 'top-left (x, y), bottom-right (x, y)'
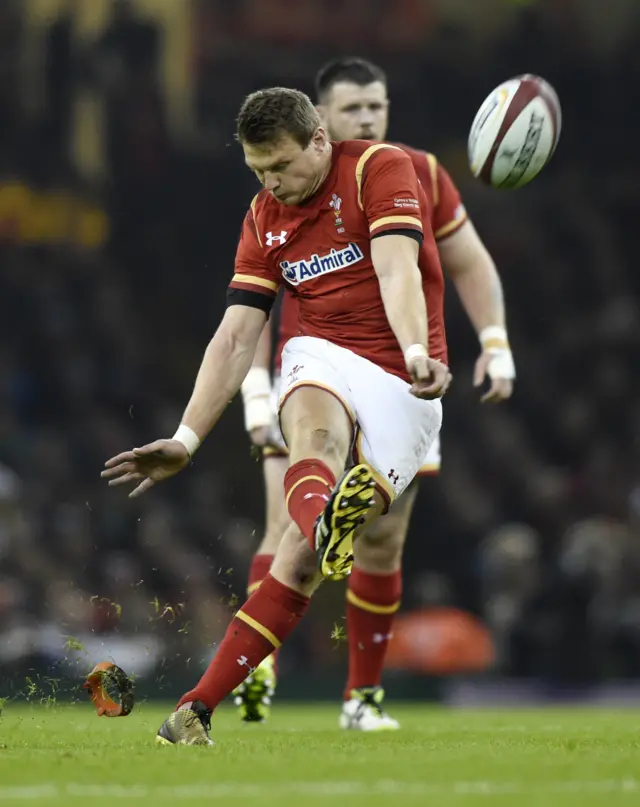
top-left (228, 195), bottom-right (280, 311)
top-left (357, 145), bottom-right (426, 239)
top-left (426, 155), bottom-right (468, 241)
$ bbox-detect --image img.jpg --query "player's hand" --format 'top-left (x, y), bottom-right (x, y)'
top-left (101, 439), bottom-right (190, 498)
top-left (473, 349), bottom-right (515, 403)
top-left (408, 355), bottom-right (452, 400)
top-left (249, 426), bottom-right (272, 447)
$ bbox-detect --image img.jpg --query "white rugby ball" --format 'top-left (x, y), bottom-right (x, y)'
top-left (468, 74), bottom-right (561, 189)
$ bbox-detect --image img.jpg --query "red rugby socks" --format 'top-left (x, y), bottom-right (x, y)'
top-left (344, 567), bottom-right (402, 699)
top-left (284, 459), bottom-right (335, 549)
top-left (178, 574), bottom-right (309, 711)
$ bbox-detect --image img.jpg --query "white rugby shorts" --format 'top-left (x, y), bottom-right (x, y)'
top-left (277, 336), bottom-right (442, 506)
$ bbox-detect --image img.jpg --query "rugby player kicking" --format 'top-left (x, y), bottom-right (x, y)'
top-left (236, 59), bottom-right (515, 730)
top-left (104, 85), bottom-right (453, 746)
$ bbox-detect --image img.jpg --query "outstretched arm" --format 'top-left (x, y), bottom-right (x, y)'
top-left (102, 305), bottom-right (266, 497)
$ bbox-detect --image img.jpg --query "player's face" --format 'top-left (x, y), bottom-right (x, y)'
top-left (318, 81), bottom-right (389, 142)
top-left (243, 129), bottom-right (331, 205)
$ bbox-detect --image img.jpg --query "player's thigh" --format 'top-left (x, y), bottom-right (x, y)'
top-left (349, 357), bottom-right (442, 506)
top-left (260, 455), bottom-right (290, 551)
top-left (279, 337), bottom-right (355, 471)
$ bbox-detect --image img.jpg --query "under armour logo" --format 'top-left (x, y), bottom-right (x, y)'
top-left (266, 230), bottom-right (287, 246)
top-left (388, 469), bottom-right (399, 485)
top-left (237, 655), bottom-right (250, 668)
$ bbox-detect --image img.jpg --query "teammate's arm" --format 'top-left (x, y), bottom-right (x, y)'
top-left (439, 220), bottom-right (515, 403)
top-left (431, 159), bottom-right (514, 403)
top-left (241, 320), bottom-right (274, 446)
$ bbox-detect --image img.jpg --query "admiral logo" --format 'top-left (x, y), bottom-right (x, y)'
top-left (280, 242), bottom-right (364, 286)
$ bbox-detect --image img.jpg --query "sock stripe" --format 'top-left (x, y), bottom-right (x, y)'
top-left (346, 588), bottom-right (401, 615)
top-left (246, 581), bottom-right (262, 595)
top-left (285, 474), bottom-right (331, 507)
top-left (235, 610), bottom-right (282, 648)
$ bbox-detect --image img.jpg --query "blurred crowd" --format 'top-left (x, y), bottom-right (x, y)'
top-left (1, 0), bottom-right (639, 696)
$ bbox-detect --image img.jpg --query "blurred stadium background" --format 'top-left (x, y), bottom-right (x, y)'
top-left (1, 0), bottom-right (639, 706)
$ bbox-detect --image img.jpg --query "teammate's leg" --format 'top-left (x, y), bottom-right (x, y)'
top-left (340, 480), bottom-right (419, 731)
top-left (234, 455), bottom-right (289, 722)
top-left (157, 382), bottom-right (377, 745)
top-left (247, 455), bottom-right (290, 594)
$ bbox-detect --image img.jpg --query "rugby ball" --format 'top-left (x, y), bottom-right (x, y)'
top-left (468, 75), bottom-right (561, 189)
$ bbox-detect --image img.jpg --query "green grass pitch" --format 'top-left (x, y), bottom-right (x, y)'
top-left (0, 703), bottom-right (639, 806)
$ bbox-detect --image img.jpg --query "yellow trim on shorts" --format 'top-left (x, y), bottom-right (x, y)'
top-left (346, 589), bottom-right (401, 615)
top-left (285, 475), bottom-right (331, 508)
top-left (235, 610), bottom-right (281, 648)
top-left (355, 144), bottom-right (401, 210)
top-left (355, 431), bottom-right (396, 507)
top-left (369, 215), bottom-right (423, 233)
top-left (417, 462), bottom-right (441, 475)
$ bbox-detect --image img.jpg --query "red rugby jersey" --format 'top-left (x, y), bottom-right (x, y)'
top-left (272, 147), bottom-right (466, 374)
top-left (228, 141), bottom-right (448, 383)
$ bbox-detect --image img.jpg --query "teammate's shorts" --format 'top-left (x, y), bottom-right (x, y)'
top-left (262, 374), bottom-right (289, 459)
top-left (277, 336), bottom-right (442, 509)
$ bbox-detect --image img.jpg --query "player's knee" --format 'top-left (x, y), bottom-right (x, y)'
top-left (271, 524), bottom-right (323, 593)
top-left (292, 425), bottom-right (349, 467)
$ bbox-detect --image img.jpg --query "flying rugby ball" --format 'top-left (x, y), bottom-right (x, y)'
top-left (468, 75), bottom-right (561, 189)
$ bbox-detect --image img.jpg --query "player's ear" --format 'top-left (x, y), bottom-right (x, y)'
top-left (311, 126), bottom-right (328, 151)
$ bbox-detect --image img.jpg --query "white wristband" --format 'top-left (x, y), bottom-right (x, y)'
top-left (172, 424), bottom-right (201, 458)
top-left (404, 343), bottom-right (428, 364)
top-left (240, 367), bottom-right (273, 432)
top-left (479, 326), bottom-right (516, 380)
top-left (479, 326), bottom-right (509, 350)
top-left (241, 367), bottom-right (271, 401)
